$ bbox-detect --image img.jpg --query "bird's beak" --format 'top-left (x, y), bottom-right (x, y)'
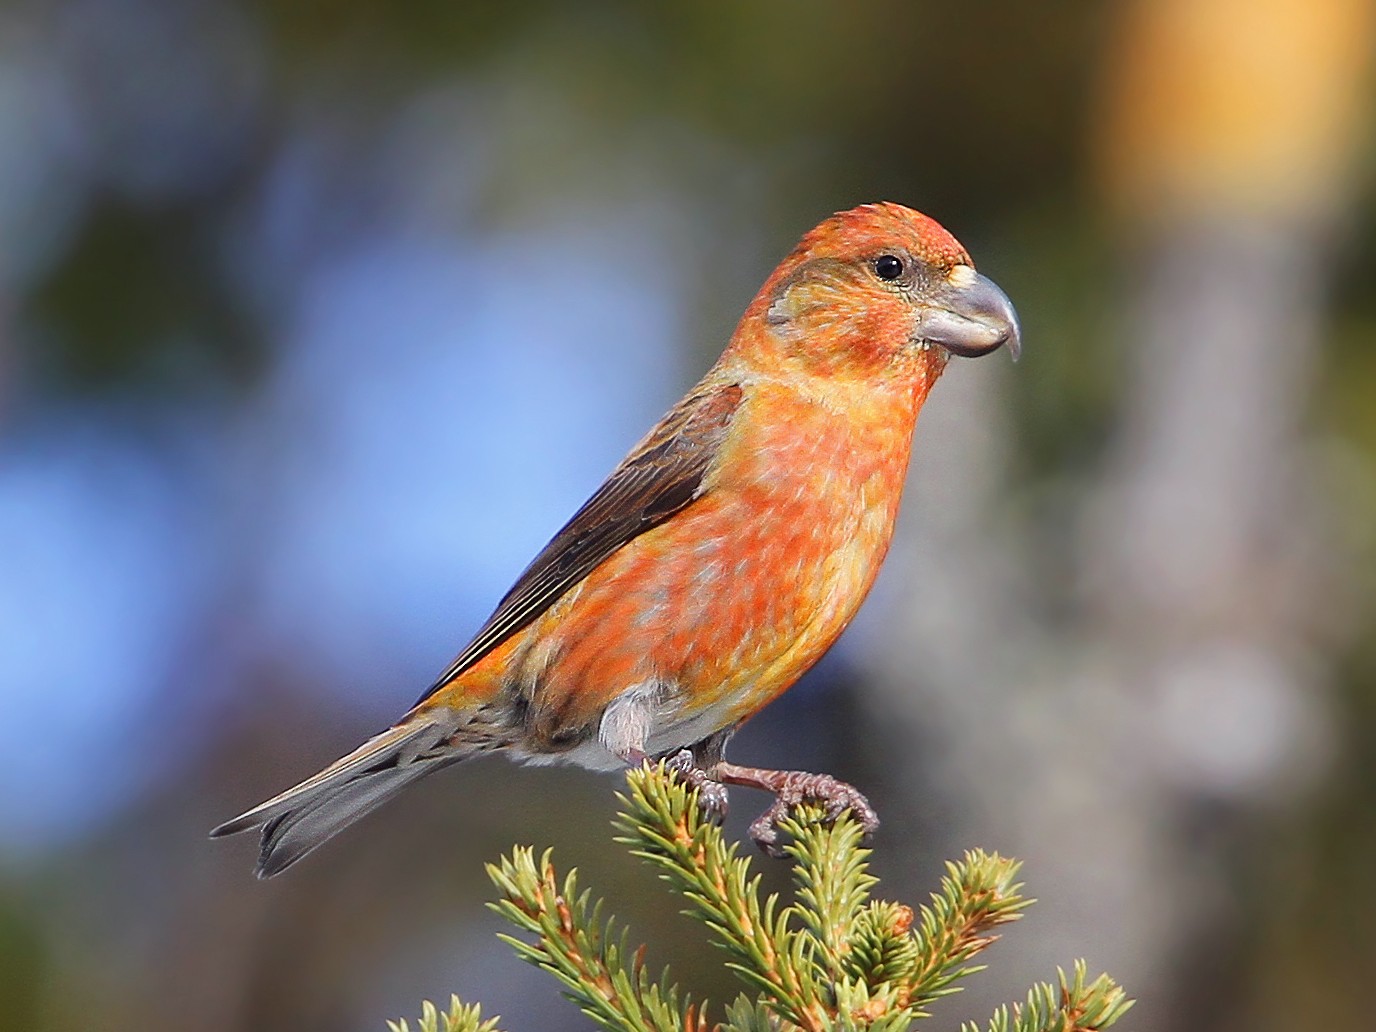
top-left (916, 267), bottom-right (1021, 361)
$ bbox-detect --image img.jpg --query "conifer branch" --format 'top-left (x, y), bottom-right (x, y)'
top-left (960, 961), bottom-right (1134, 1032)
top-left (778, 807), bottom-right (878, 981)
top-left (486, 847), bottom-right (701, 1032)
top-left (904, 851), bottom-right (1032, 1014)
top-left (613, 764), bottom-right (828, 1030)
top-left (388, 996), bottom-right (504, 1032)
top-left (392, 765), bottom-right (1133, 1032)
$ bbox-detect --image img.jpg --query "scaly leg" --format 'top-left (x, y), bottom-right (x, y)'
top-left (663, 748), bottom-right (731, 821)
top-left (646, 729), bottom-right (734, 822)
top-left (623, 742), bottom-right (731, 822)
top-left (713, 761), bottom-right (879, 857)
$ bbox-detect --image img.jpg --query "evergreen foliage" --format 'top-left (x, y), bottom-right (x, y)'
top-left (391, 765), bottom-right (1132, 1032)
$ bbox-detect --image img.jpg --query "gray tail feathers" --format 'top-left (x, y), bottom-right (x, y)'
top-left (211, 716), bottom-right (461, 878)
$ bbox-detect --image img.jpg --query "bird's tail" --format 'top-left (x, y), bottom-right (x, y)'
top-left (211, 709), bottom-right (483, 878)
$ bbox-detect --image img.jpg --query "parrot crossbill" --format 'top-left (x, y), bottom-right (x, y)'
top-left (213, 202), bottom-right (1020, 877)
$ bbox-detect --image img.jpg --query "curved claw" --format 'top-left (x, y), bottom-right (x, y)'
top-left (664, 749), bottom-right (730, 823)
top-left (713, 763), bottom-right (879, 857)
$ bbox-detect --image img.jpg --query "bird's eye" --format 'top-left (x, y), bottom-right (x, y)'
top-left (874, 254), bottom-right (905, 281)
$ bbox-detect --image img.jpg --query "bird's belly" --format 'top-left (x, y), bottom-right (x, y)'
top-left (510, 438), bottom-right (906, 754)
top-left (514, 695), bottom-right (742, 772)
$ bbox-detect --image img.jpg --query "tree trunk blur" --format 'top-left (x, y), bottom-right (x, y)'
top-left (864, 1), bottom-right (1375, 1028)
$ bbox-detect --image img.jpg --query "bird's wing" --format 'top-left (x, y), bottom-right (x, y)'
top-left (413, 381), bottom-right (744, 706)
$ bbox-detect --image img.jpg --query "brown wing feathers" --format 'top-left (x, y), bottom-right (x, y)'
top-left (413, 382), bottom-right (743, 705)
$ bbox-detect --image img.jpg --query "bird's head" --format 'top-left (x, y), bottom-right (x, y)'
top-left (735, 202), bottom-right (1020, 386)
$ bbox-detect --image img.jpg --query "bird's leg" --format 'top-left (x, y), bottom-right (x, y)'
top-left (712, 762), bottom-right (879, 857)
top-left (663, 748), bottom-right (731, 822)
top-left (650, 729), bottom-right (734, 823)
top-left (621, 741), bottom-right (730, 822)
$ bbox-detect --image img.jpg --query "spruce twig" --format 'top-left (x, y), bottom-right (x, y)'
top-left (388, 995), bottom-right (504, 1032)
top-left (614, 764), bottom-right (829, 1030)
top-left (960, 961), bottom-right (1135, 1032)
top-left (779, 806), bottom-right (877, 981)
top-left (391, 765), bottom-right (1133, 1032)
top-left (486, 847), bottom-right (700, 1032)
top-left (904, 850), bottom-right (1032, 1015)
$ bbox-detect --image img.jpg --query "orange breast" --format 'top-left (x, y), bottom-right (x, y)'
top-left (507, 378), bottom-right (921, 744)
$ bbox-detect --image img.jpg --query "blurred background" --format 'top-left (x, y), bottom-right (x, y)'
top-left (1, 1), bottom-right (1374, 1029)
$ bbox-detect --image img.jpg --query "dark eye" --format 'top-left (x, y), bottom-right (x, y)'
top-left (874, 254), bottom-right (905, 281)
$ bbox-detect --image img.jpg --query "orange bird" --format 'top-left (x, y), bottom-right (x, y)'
top-left (213, 202), bottom-right (1020, 876)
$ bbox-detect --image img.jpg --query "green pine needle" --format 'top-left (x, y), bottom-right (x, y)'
top-left (390, 765), bottom-right (1133, 1032)
top-left (905, 850), bottom-right (1034, 1014)
top-left (778, 805), bottom-right (878, 981)
top-left (613, 764), bottom-right (827, 1029)
top-left (388, 996), bottom-right (504, 1032)
top-left (485, 846), bottom-right (695, 1032)
top-left (960, 960), bottom-right (1135, 1032)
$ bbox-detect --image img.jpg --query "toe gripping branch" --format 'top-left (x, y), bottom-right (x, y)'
top-left (660, 750), bottom-right (879, 857)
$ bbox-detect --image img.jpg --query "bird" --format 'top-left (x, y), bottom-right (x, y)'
top-left (212, 202), bottom-right (1021, 877)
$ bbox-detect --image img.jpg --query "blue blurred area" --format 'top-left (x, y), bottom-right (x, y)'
top-left (0, 0), bottom-right (708, 852)
top-left (0, 408), bottom-right (208, 845)
top-left (0, 213), bottom-right (689, 850)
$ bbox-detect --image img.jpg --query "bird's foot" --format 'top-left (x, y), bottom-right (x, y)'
top-left (662, 748), bottom-right (731, 823)
top-left (714, 762), bottom-right (879, 857)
